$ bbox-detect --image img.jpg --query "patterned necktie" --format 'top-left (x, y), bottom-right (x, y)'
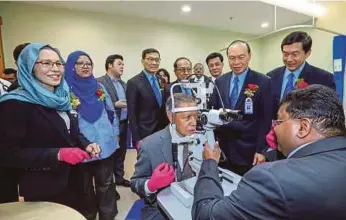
top-left (181, 144), bottom-right (194, 181)
top-left (151, 76), bottom-right (162, 107)
top-left (282, 73), bottom-right (295, 100)
top-left (229, 76), bottom-right (239, 109)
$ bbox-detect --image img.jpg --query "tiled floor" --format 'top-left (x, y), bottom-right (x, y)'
top-left (114, 149), bottom-right (139, 220)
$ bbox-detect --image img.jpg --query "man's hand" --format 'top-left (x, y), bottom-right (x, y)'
top-left (253, 153), bottom-right (266, 165)
top-left (203, 141), bottom-right (221, 163)
top-left (147, 163), bottom-right (175, 192)
top-left (115, 100), bottom-right (127, 108)
top-left (85, 143), bottom-right (101, 158)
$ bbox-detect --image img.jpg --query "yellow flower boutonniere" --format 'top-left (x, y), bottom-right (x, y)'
top-left (70, 93), bottom-right (81, 110)
top-left (96, 88), bottom-right (106, 101)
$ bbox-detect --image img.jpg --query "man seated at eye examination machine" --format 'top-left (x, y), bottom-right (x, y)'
top-left (192, 85), bottom-right (346, 220)
top-left (130, 93), bottom-right (201, 220)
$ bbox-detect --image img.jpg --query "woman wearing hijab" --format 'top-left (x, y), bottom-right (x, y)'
top-left (0, 43), bottom-right (100, 211)
top-left (64, 51), bottom-right (119, 220)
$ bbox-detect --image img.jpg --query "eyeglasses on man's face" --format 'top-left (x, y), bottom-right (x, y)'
top-left (145, 57), bottom-right (161, 64)
top-left (272, 119), bottom-right (290, 127)
top-left (176, 68), bottom-right (192, 73)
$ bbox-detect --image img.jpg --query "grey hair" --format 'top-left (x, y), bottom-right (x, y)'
top-left (166, 93), bottom-right (196, 113)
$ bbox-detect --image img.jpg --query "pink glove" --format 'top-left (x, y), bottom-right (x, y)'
top-left (135, 141), bottom-right (141, 151)
top-left (266, 126), bottom-right (278, 150)
top-left (58, 148), bottom-right (91, 165)
top-left (147, 163), bottom-right (175, 192)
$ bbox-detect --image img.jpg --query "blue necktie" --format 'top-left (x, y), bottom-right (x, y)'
top-left (182, 87), bottom-right (192, 95)
top-left (229, 76), bottom-right (239, 109)
top-left (282, 73), bottom-right (295, 100)
top-left (151, 76), bottom-right (162, 107)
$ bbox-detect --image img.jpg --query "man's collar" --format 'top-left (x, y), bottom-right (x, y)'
top-left (287, 141), bottom-right (314, 158)
top-left (107, 72), bottom-right (121, 81)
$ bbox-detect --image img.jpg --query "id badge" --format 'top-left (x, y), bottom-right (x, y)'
top-left (244, 97), bottom-right (253, 114)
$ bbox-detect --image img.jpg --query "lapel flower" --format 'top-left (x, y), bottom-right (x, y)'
top-left (96, 88), bottom-right (106, 101)
top-left (244, 84), bottom-right (259, 97)
top-left (295, 78), bottom-right (309, 89)
top-left (70, 93), bottom-right (81, 110)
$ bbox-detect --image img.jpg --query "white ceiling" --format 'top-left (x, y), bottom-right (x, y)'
top-left (27, 1), bottom-right (332, 35)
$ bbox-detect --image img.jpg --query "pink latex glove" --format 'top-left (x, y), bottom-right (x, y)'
top-left (147, 162), bottom-right (175, 192)
top-left (58, 148), bottom-right (91, 165)
top-left (266, 126), bottom-right (278, 150)
top-left (135, 141), bottom-right (141, 151)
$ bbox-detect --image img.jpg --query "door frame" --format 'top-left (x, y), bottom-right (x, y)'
top-left (0, 16), bottom-right (5, 78)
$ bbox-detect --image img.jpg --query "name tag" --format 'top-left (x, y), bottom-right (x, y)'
top-left (244, 97), bottom-right (253, 114)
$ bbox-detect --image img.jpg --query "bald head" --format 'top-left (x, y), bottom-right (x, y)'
top-left (227, 40), bottom-right (252, 75)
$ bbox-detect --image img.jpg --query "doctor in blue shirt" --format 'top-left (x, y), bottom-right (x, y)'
top-left (65, 51), bottom-right (119, 220)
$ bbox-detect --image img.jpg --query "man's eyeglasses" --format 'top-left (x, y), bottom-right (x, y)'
top-left (272, 119), bottom-right (290, 127)
top-left (272, 118), bottom-right (309, 127)
top-left (176, 68), bottom-right (192, 73)
top-left (75, 62), bottom-right (93, 68)
top-left (145, 57), bottom-right (161, 63)
top-left (35, 61), bottom-right (65, 69)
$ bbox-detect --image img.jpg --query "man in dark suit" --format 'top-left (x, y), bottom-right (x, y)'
top-left (268, 31), bottom-right (335, 118)
top-left (212, 40), bottom-right (272, 176)
top-left (163, 57), bottom-right (193, 105)
top-left (97, 54), bottom-right (130, 189)
top-left (192, 85), bottom-right (346, 220)
top-left (206, 52), bottom-right (224, 82)
top-left (131, 93), bottom-right (198, 220)
top-left (126, 48), bottom-right (167, 148)
top-left (254, 31), bottom-right (337, 163)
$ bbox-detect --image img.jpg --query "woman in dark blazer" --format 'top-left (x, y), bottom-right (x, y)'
top-left (0, 43), bottom-right (100, 213)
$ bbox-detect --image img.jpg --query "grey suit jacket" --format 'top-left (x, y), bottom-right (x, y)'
top-left (192, 136), bottom-right (346, 220)
top-left (97, 74), bottom-right (127, 120)
top-left (130, 126), bottom-right (183, 204)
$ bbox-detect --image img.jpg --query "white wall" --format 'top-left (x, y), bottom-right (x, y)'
top-left (0, 2), bottom-right (262, 81)
top-left (257, 28), bottom-right (336, 74)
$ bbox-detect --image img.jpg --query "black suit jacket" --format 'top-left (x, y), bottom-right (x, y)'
top-left (212, 69), bottom-right (272, 165)
top-left (126, 71), bottom-right (167, 143)
top-left (162, 80), bottom-right (184, 105)
top-left (97, 74), bottom-right (127, 133)
top-left (192, 136), bottom-right (346, 220)
top-left (268, 62), bottom-right (336, 119)
top-left (0, 100), bottom-right (91, 198)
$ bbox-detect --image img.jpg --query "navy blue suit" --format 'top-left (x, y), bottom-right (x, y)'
top-left (192, 136), bottom-right (346, 220)
top-left (212, 69), bottom-right (272, 169)
top-left (268, 62), bottom-right (335, 119)
top-left (126, 71), bottom-right (167, 143)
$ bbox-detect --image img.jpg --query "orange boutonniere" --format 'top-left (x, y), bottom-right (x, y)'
top-left (244, 84), bottom-right (259, 97)
top-left (70, 92), bottom-right (81, 110)
top-left (295, 78), bottom-right (309, 89)
top-left (96, 88), bottom-right (106, 101)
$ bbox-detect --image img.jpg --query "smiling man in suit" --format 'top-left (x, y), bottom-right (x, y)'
top-left (268, 31), bottom-right (336, 118)
top-left (97, 54), bottom-right (130, 190)
top-left (126, 48), bottom-right (167, 148)
top-left (212, 40), bottom-right (272, 176)
top-left (163, 57), bottom-right (193, 105)
top-left (259, 31), bottom-right (336, 162)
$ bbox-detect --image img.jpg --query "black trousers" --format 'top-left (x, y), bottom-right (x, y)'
top-left (0, 167), bottom-right (18, 203)
top-left (219, 160), bottom-right (253, 176)
top-left (113, 121), bottom-right (127, 181)
top-left (79, 156), bottom-right (118, 220)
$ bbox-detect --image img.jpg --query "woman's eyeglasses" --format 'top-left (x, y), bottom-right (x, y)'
top-left (35, 61), bottom-right (65, 69)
